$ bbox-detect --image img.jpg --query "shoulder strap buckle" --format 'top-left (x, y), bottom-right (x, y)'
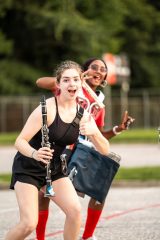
top-left (72, 106), bottom-right (84, 127)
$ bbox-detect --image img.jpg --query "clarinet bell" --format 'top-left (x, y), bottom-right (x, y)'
top-left (44, 180), bottom-right (55, 197)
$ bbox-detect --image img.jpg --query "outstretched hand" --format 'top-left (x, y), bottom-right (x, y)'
top-left (119, 110), bottom-right (135, 131)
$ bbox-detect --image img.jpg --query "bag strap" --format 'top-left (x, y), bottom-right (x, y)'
top-left (59, 105), bottom-right (84, 143)
top-left (72, 106), bottom-right (84, 127)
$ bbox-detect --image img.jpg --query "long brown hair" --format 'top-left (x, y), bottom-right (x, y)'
top-left (55, 60), bottom-right (82, 83)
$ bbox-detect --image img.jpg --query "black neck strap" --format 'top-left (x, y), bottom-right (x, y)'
top-left (72, 106), bottom-right (84, 127)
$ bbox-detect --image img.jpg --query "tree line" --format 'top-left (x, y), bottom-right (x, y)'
top-left (0, 0), bottom-right (160, 95)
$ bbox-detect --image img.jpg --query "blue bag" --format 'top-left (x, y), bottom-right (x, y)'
top-left (68, 143), bottom-right (121, 203)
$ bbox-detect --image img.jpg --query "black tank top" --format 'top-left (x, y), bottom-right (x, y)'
top-left (12, 98), bottom-right (81, 177)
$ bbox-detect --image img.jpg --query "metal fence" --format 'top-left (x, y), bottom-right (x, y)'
top-left (0, 89), bottom-right (160, 132)
top-left (104, 88), bottom-right (160, 130)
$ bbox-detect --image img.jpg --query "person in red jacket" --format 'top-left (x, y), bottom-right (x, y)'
top-left (36, 58), bottom-right (134, 240)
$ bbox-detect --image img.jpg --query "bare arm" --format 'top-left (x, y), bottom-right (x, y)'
top-left (15, 101), bottom-right (53, 164)
top-left (36, 77), bottom-right (57, 91)
top-left (101, 111), bottom-right (135, 139)
top-left (15, 106), bottom-right (42, 155)
top-left (89, 130), bottom-right (110, 156)
top-left (36, 71), bottom-right (91, 91)
top-left (80, 114), bottom-right (110, 155)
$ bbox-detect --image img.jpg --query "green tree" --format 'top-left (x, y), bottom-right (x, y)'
top-left (0, 0), bottom-right (126, 94)
top-left (120, 0), bottom-right (160, 88)
top-left (0, 0), bottom-right (159, 94)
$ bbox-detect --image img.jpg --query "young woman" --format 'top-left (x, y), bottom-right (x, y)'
top-left (5, 60), bottom-right (110, 240)
top-left (36, 58), bottom-right (134, 240)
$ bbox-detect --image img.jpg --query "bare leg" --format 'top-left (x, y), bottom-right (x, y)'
top-left (42, 177), bottom-right (82, 240)
top-left (5, 182), bottom-right (38, 240)
top-left (38, 190), bottom-right (50, 210)
top-left (88, 198), bottom-right (105, 210)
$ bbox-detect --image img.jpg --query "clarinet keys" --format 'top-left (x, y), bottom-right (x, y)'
top-left (44, 162), bottom-right (55, 197)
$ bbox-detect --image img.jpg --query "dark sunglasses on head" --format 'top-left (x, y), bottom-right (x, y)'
top-left (90, 64), bottom-right (107, 73)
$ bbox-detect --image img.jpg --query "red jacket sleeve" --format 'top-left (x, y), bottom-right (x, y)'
top-left (95, 108), bottom-right (105, 128)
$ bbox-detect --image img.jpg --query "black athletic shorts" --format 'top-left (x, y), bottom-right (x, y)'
top-left (10, 172), bottom-right (66, 190)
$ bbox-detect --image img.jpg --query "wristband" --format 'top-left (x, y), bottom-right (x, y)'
top-left (31, 150), bottom-right (36, 159)
top-left (113, 126), bottom-right (121, 135)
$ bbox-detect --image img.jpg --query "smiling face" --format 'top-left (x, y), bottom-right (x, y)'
top-left (58, 68), bottom-right (82, 99)
top-left (55, 60), bottom-right (83, 100)
top-left (86, 60), bottom-right (108, 88)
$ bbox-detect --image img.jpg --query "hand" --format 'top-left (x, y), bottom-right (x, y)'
top-left (33, 147), bottom-right (54, 164)
top-left (80, 113), bottom-right (98, 136)
top-left (119, 110), bottom-right (135, 131)
top-left (81, 70), bottom-right (93, 82)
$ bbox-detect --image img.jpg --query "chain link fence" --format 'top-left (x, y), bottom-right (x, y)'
top-left (0, 89), bottom-right (160, 132)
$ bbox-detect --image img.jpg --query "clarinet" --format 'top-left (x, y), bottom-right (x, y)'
top-left (40, 95), bottom-right (55, 197)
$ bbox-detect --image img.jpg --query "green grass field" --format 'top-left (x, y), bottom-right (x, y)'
top-left (115, 166), bottom-right (160, 181)
top-left (1, 166), bottom-right (160, 185)
top-left (110, 128), bottom-right (159, 143)
top-left (0, 128), bottom-right (159, 145)
top-left (0, 132), bottom-right (18, 145)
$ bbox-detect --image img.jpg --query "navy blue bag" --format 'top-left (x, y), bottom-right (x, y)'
top-left (68, 143), bottom-right (121, 203)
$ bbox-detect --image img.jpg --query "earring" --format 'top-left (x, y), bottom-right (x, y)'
top-left (100, 80), bottom-right (107, 88)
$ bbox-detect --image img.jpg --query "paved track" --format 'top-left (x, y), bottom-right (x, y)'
top-left (0, 144), bottom-right (160, 239)
top-left (0, 187), bottom-right (160, 240)
top-left (0, 144), bottom-right (160, 174)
